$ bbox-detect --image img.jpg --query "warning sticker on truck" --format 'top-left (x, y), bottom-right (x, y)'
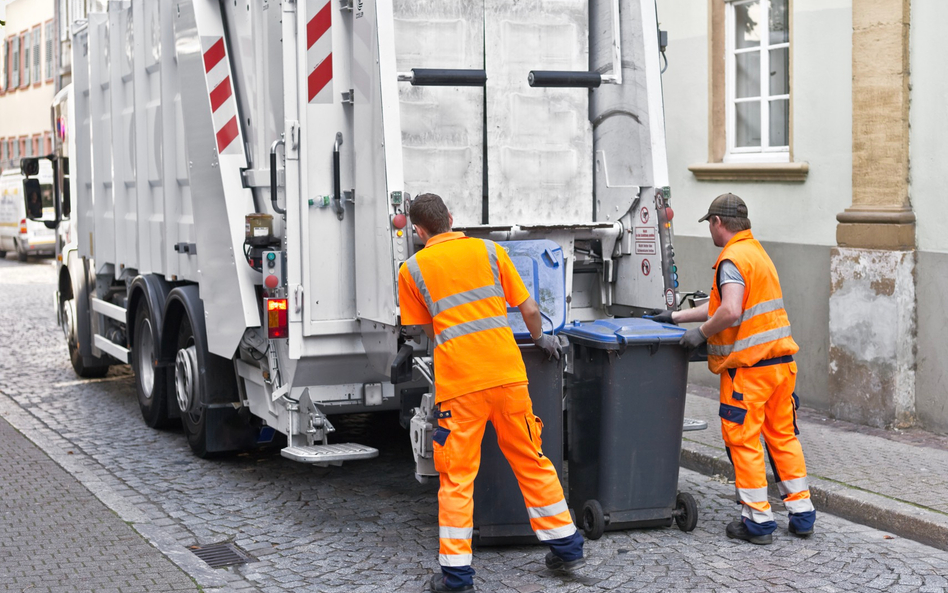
top-left (634, 227), bottom-right (656, 241)
top-left (635, 242), bottom-right (657, 255)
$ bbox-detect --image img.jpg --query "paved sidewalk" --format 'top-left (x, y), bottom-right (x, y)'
top-left (682, 383), bottom-right (948, 551)
top-left (0, 414), bottom-right (200, 592)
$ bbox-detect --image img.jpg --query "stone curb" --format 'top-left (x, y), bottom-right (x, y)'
top-left (680, 437), bottom-right (948, 552)
top-left (0, 391), bottom-right (239, 592)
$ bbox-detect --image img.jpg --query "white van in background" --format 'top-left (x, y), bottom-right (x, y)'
top-left (0, 161), bottom-right (55, 262)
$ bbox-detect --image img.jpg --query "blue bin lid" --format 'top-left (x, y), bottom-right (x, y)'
top-left (500, 239), bottom-right (566, 339)
top-left (560, 318), bottom-right (686, 349)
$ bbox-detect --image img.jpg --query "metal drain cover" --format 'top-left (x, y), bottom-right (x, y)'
top-left (188, 542), bottom-right (255, 568)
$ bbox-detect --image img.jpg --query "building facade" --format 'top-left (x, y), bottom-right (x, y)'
top-left (0, 0), bottom-right (59, 172)
top-left (658, 0), bottom-right (948, 434)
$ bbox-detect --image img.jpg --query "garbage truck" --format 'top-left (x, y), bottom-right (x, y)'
top-left (24, 0), bottom-right (679, 465)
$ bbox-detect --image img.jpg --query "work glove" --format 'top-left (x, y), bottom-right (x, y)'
top-left (533, 333), bottom-right (563, 360)
top-left (646, 309), bottom-right (676, 325)
top-left (679, 327), bottom-right (707, 349)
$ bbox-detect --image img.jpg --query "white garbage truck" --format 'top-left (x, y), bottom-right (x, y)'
top-left (24, 0), bottom-right (679, 463)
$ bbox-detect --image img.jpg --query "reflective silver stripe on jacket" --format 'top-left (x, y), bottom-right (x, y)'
top-left (526, 499), bottom-right (569, 520)
top-left (439, 553), bottom-right (473, 567)
top-left (776, 476), bottom-right (809, 497)
top-left (736, 486), bottom-right (769, 504)
top-left (439, 526), bottom-right (474, 540)
top-left (406, 239), bottom-right (504, 318)
top-left (784, 498), bottom-right (815, 514)
top-left (431, 284), bottom-right (505, 317)
top-left (405, 255), bottom-right (434, 312)
top-left (535, 523), bottom-right (577, 542)
top-left (435, 315), bottom-right (510, 346)
top-left (730, 298), bottom-right (786, 327)
top-left (708, 325), bottom-right (793, 357)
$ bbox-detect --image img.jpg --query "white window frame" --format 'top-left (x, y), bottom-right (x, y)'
top-left (20, 31), bottom-right (29, 87)
top-left (724, 0), bottom-right (790, 164)
top-left (45, 22), bottom-right (55, 81)
top-left (11, 36), bottom-right (19, 89)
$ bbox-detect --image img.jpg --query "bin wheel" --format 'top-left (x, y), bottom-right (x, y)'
top-left (582, 500), bottom-right (605, 540)
top-left (674, 491), bottom-right (698, 532)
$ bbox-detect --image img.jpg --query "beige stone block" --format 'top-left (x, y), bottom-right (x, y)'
top-left (852, 0), bottom-right (910, 31)
top-left (836, 222), bottom-right (916, 249)
top-left (852, 24), bottom-right (910, 78)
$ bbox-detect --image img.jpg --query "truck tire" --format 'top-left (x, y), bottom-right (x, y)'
top-left (64, 298), bottom-right (110, 379)
top-left (15, 240), bottom-right (27, 262)
top-left (174, 314), bottom-right (210, 457)
top-left (132, 303), bottom-right (172, 428)
top-left (0, 250), bottom-right (7, 258)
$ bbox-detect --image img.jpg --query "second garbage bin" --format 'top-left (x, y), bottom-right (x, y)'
top-left (560, 318), bottom-right (698, 539)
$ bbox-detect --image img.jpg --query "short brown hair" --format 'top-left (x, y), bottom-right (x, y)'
top-left (714, 215), bottom-right (752, 232)
top-left (408, 193), bottom-right (452, 235)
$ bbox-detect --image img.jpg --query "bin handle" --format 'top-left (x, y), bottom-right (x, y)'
top-left (614, 332), bottom-right (628, 356)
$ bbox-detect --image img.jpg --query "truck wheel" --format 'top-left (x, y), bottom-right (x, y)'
top-left (15, 240), bottom-right (27, 263)
top-left (0, 250), bottom-right (7, 258)
top-left (64, 299), bottom-right (110, 378)
top-left (133, 304), bottom-right (171, 428)
top-left (174, 314), bottom-right (209, 457)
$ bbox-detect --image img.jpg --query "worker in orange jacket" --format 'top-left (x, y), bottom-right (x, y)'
top-left (654, 193), bottom-right (816, 545)
top-left (398, 193), bottom-right (584, 592)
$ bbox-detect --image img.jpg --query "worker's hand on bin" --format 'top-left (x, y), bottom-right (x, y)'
top-left (532, 333), bottom-right (563, 360)
top-left (646, 309), bottom-right (676, 325)
top-left (679, 327), bottom-right (707, 349)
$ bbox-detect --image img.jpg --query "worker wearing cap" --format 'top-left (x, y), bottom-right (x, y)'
top-left (653, 193), bottom-right (816, 545)
top-left (398, 193), bottom-right (585, 592)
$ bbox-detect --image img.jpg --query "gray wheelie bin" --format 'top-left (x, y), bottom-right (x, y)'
top-left (560, 318), bottom-right (697, 539)
top-left (472, 239), bottom-right (567, 546)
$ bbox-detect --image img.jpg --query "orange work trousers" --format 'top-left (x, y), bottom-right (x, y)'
top-left (718, 360), bottom-right (815, 533)
top-left (433, 382), bottom-right (576, 569)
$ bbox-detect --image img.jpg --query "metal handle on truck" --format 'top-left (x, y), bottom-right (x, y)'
top-left (397, 68), bottom-right (487, 87)
top-left (528, 70), bottom-right (603, 88)
top-left (332, 133), bottom-right (345, 221)
top-left (270, 137), bottom-right (286, 215)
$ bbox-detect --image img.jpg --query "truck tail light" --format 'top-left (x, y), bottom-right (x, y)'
top-left (19, 219), bottom-right (27, 234)
top-left (266, 298), bottom-right (288, 339)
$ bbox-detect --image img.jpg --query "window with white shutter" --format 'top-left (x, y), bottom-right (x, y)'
top-left (11, 36), bottom-right (19, 88)
top-left (21, 32), bottom-right (29, 87)
top-left (32, 28), bottom-right (40, 84)
top-left (45, 22), bottom-right (54, 81)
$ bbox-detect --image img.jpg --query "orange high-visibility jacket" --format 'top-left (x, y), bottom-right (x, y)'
top-left (707, 230), bottom-right (798, 373)
top-left (398, 232), bottom-right (530, 402)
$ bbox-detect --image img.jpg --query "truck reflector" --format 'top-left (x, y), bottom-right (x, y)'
top-left (266, 298), bottom-right (289, 339)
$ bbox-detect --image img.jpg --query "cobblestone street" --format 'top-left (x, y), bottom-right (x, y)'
top-left (3, 256), bottom-right (948, 592)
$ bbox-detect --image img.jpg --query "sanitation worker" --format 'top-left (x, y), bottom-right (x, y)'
top-left (652, 193), bottom-right (816, 545)
top-left (398, 193), bottom-right (585, 592)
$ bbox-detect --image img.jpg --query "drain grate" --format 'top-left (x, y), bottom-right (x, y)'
top-left (188, 542), bottom-right (255, 568)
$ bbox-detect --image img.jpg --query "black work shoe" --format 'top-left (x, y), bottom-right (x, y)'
top-left (789, 523), bottom-right (814, 538)
top-left (545, 551), bottom-right (586, 572)
top-left (425, 573), bottom-right (474, 592)
top-left (725, 520), bottom-right (773, 545)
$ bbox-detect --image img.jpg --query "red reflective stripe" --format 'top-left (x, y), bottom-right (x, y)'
top-left (307, 1), bottom-right (332, 49)
top-left (307, 53), bottom-right (332, 102)
top-left (209, 77), bottom-right (232, 113)
top-left (203, 37), bottom-right (225, 73)
top-left (216, 116), bottom-right (239, 153)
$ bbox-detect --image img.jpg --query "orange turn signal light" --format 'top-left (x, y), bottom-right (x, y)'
top-left (266, 298), bottom-right (288, 339)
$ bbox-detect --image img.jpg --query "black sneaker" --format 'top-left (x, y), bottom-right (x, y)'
top-left (545, 551), bottom-right (586, 572)
top-left (789, 523), bottom-right (814, 538)
top-left (725, 520), bottom-right (773, 545)
top-left (425, 573), bottom-right (474, 592)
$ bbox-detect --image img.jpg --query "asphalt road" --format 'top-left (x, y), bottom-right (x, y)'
top-left (2, 254), bottom-right (947, 593)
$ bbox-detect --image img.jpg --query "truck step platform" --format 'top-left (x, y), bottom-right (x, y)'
top-left (280, 443), bottom-right (379, 465)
